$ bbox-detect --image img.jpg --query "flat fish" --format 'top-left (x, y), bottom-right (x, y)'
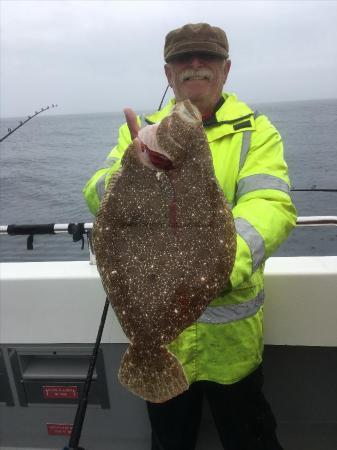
top-left (92, 100), bottom-right (236, 403)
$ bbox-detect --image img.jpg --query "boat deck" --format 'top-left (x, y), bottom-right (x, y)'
top-left (1, 257), bottom-right (336, 450)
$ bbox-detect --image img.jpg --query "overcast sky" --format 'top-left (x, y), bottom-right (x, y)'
top-left (1, 0), bottom-right (337, 117)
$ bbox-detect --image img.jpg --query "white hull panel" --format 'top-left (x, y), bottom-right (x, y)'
top-left (1, 257), bottom-right (336, 346)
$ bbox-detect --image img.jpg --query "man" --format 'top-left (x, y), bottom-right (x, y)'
top-left (84, 23), bottom-right (297, 450)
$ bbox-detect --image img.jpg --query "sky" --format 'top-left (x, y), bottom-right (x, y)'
top-left (1, 0), bottom-right (337, 117)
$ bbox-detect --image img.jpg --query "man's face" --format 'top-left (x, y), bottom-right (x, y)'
top-left (164, 53), bottom-right (231, 114)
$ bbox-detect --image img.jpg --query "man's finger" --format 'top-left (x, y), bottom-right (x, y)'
top-left (124, 108), bottom-right (140, 140)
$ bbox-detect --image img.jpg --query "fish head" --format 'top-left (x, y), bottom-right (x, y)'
top-left (157, 99), bottom-right (203, 168)
top-left (171, 99), bottom-right (202, 124)
top-left (132, 100), bottom-right (202, 171)
top-left (134, 123), bottom-right (174, 171)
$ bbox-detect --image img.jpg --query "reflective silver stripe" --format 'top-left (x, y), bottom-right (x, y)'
top-left (236, 174), bottom-right (290, 201)
top-left (235, 217), bottom-right (265, 272)
top-left (238, 111), bottom-right (262, 172)
top-left (198, 290), bottom-right (264, 324)
top-left (96, 172), bottom-right (108, 201)
top-left (239, 130), bottom-right (251, 172)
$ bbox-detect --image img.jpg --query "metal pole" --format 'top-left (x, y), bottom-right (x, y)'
top-left (296, 216), bottom-right (337, 226)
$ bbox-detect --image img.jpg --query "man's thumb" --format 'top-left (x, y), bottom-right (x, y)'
top-left (124, 108), bottom-right (140, 140)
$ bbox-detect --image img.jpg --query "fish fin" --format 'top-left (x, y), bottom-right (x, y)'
top-left (118, 344), bottom-right (189, 403)
top-left (97, 168), bottom-right (123, 216)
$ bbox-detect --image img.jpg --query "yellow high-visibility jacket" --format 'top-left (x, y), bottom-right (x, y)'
top-left (83, 93), bottom-right (297, 385)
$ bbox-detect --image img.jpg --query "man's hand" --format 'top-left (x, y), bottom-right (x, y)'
top-left (124, 108), bottom-right (140, 140)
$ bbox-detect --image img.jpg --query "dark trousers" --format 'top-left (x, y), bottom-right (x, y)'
top-left (146, 365), bottom-right (283, 450)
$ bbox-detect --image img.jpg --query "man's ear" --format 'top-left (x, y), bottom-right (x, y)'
top-left (164, 64), bottom-right (173, 87)
top-left (223, 59), bottom-right (231, 84)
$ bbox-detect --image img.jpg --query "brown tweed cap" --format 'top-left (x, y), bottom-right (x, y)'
top-left (164, 23), bottom-right (229, 62)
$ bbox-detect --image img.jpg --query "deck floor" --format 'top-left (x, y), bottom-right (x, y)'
top-left (2, 423), bottom-right (336, 450)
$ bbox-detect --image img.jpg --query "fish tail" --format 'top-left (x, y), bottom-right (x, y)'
top-left (118, 344), bottom-right (189, 403)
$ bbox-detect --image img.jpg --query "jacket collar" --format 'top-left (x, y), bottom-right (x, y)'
top-left (144, 93), bottom-right (256, 141)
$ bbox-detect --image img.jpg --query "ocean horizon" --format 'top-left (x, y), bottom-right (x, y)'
top-left (2, 96), bottom-right (337, 120)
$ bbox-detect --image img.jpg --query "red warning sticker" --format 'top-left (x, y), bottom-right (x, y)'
top-left (42, 385), bottom-right (78, 399)
top-left (47, 423), bottom-right (73, 436)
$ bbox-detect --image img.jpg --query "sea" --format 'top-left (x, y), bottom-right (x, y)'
top-left (0, 98), bottom-right (336, 263)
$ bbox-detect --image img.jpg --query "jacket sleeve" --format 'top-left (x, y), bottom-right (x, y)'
top-left (229, 115), bottom-right (297, 289)
top-left (82, 122), bottom-right (134, 216)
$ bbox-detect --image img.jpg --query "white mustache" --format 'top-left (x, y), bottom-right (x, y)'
top-left (179, 68), bottom-right (213, 82)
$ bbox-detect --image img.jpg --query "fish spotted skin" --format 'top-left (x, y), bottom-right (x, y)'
top-left (92, 100), bottom-right (236, 403)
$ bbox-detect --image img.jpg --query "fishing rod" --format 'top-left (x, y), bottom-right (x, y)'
top-left (63, 296), bottom-right (110, 450)
top-left (0, 222), bottom-right (92, 250)
top-left (158, 84), bottom-right (170, 111)
top-left (0, 104), bottom-right (58, 143)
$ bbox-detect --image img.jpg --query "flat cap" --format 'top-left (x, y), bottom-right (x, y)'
top-left (164, 23), bottom-right (229, 62)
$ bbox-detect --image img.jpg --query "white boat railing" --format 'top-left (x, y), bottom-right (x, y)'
top-left (295, 216), bottom-right (337, 226)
